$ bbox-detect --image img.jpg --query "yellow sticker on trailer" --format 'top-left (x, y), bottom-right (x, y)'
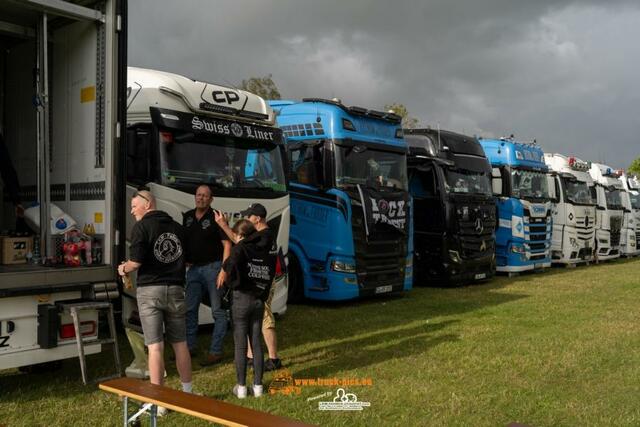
top-left (80, 86), bottom-right (96, 103)
top-left (95, 212), bottom-right (103, 223)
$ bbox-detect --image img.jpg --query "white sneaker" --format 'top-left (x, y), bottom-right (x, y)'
top-left (252, 385), bottom-right (263, 397)
top-left (142, 403), bottom-right (168, 417)
top-left (233, 384), bottom-right (247, 399)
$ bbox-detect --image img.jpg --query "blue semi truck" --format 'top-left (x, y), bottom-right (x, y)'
top-left (269, 98), bottom-right (413, 301)
top-left (479, 137), bottom-right (552, 274)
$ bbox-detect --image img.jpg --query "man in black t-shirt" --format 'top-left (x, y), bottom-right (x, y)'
top-left (183, 184), bottom-right (231, 365)
top-left (215, 203), bottom-right (283, 371)
top-left (118, 190), bottom-right (193, 396)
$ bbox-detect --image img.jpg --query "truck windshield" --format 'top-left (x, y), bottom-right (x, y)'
top-left (510, 169), bottom-right (550, 200)
top-left (630, 193), bottom-right (640, 209)
top-left (335, 144), bottom-right (407, 191)
top-left (158, 129), bottom-right (286, 193)
top-left (444, 169), bottom-right (492, 196)
top-left (605, 189), bottom-right (623, 210)
top-left (562, 178), bottom-right (594, 205)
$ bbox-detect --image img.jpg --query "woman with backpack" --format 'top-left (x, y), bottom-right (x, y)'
top-left (216, 219), bottom-right (273, 398)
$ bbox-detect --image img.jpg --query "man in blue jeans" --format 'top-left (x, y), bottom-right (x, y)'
top-left (183, 184), bottom-right (231, 365)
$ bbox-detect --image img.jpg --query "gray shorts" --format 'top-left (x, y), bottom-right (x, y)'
top-left (136, 284), bottom-right (186, 346)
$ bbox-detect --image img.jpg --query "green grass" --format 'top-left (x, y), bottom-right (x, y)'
top-left (2, 258), bottom-right (640, 426)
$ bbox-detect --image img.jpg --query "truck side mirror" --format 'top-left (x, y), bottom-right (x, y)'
top-left (547, 175), bottom-right (559, 203)
top-left (126, 128), bottom-right (151, 183)
top-left (491, 168), bottom-right (503, 196)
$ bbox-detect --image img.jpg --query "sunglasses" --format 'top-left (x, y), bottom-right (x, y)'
top-left (134, 192), bottom-right (150, 202)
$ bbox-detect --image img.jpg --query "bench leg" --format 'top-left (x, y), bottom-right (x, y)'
top-left (150, 405), bottom-right (157, 427)
top-left (123, 396), bottom-right (128, 427)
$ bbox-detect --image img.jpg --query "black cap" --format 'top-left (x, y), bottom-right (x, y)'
top-left (240, 203), bottom-right (267, 218)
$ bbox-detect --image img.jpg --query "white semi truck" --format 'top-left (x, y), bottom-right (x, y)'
top-left (544, 154), bottom-right (596, 265)
top-left (618, 171), bottom-right (640, 257)
top-left (122, 68), bottom-right (290, 372)
top-left (0, 0), bottom-right (126, 371)
top-left (588, 163), bottom-right (624, 261)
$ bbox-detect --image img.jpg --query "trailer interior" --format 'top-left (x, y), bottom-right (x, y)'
top-left (0, 1), bottom-right (120, 294)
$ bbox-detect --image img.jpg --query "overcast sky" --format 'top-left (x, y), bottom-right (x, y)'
top-left (129, 0), bottom-right (640, 169)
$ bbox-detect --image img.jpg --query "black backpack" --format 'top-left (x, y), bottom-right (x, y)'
top-left (244, 242), bottom-right (274, 301)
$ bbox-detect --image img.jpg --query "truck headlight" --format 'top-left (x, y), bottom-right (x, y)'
top-left (331, 260), bottom-right (356, 273)
top-left (511, 244), bottom-right (526, 254)
top-left (448, 250), bottom-right (461, 263)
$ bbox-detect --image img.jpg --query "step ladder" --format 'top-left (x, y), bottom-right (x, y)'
top-left (60, 301), bottom-right (122, 385)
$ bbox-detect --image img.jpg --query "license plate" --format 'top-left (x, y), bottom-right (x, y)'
top-left (474, 273), bottom-right (486, 280)
top-left (375, 285), bottom-right (393, 294)
top-left (534, 263), bottom-right (544, 269)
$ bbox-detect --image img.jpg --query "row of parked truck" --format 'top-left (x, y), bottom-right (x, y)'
top-left (408, 130), bottom-right (639, 284)
top-left (1, 0), bottom-right (638, 376)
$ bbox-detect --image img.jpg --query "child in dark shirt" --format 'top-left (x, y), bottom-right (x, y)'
top-left (217, 219), bottom-right (272, 398)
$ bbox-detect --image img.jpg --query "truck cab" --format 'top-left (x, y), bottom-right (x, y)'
top-left (618, 171), bottom-right (640, 257)
top-left (270, 98), bottom-right (412, 301)
top-left (588, 163), bottom-right (624, 261)
top-left (124, 67), bottom-right (290, 328)
top-left (405, 128), bottom-right (496, 285)
top-left (544, 154), bottom-right (596, 264)
top-left (479, 138), bottom-right (552, 274)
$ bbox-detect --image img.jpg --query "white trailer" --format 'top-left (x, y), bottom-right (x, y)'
top-left (0, 0), bottom-right (126, 372)
top-left (618, 172), bottom-right (640, 256)
top-left (121, 68), bottom-right (289, 376)
top-left (588, 163), bottom-right (624, 261)
top-left (544, 154), bottom-right (596, 265)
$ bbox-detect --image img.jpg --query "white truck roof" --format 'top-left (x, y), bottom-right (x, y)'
top-left (589, 162), bottom-right (624, 188)
top-left (544, 153), bottom-right (593, 184)
top-left (619, 171), bottom-right (640, 194)
top-left (126, 67), bottom-right (275, 125)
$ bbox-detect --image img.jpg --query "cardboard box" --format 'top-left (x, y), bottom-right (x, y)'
top-left (1, 236), bottom-right (33, 265)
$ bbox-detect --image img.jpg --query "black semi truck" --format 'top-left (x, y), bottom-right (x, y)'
top-left (405, 128), bottom-right (496, 285)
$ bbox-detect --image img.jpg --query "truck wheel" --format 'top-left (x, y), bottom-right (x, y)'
top-left (287, 253), bottom-right (304, 304)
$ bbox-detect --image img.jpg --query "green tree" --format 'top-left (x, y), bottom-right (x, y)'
top-left (628, 157), bottom-right (640, 177)
top-left (239, 74), bottom-right (281, 100)
top-left (384, 103), bottom-right (419, 129)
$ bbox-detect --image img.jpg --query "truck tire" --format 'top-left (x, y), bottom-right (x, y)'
top-left (287, 253), bottom-right (304, 304)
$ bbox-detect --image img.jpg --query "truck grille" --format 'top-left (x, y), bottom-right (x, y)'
top-left (455, 203), bottom-right (496, 259)
top-left (524, 208), bottom-right (551, 258)
top-left (351, 205), bottom-right (407, 291)
top-left (575, 215), bottom-right (595, 242)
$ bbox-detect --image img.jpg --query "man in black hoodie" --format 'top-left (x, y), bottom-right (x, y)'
top-left (118, 191), bottom-right (193, 396)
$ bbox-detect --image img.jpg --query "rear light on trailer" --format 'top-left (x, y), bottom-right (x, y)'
top-left (59, 321), bottom-right (97, 340)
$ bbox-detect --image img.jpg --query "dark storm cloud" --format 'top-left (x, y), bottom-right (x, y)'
top-left (129, 0), bottom-right (640, 168)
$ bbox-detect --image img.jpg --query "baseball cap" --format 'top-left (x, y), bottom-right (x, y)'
top-left (240, 203), bottom-right (267, 218)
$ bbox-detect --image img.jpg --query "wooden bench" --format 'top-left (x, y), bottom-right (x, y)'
top-left (100, 377), bottom-right (315, 427)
